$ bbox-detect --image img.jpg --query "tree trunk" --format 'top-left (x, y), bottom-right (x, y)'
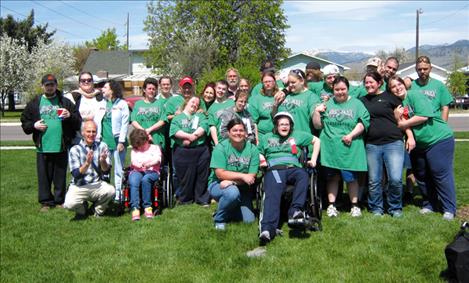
top-left (8, 90), bottom-right (16, 111)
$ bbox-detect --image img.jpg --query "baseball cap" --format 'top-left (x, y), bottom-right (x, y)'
top-left (178, 76), bottom-right (194, 87)
top-left (321, 64), bottom-right (340, 76)
top-left (306, 61), bottom-right (321, 70)
top-left (41, 74), bottom-right (57, 85)
top-left (366, 57), bottom-right (382, 67)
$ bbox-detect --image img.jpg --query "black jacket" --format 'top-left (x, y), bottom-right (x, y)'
top-left (21, 90), bottom-right (81, 149)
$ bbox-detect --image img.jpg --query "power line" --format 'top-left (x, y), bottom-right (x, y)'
top-left (421, 4), bottom-right (469, 27)
top-left (1, 5), bottom-right (87, 39)
top-left (59, 0), bottom-right (122, 27)
top-left (30, 0), bottom-right (101, 31)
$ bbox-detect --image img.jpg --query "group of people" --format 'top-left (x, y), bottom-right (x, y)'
top-left (21, 54), bottom-right (457, 245)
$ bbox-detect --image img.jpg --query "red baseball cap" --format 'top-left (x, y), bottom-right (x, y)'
top-left (179, 76), bottom-right (194, 87)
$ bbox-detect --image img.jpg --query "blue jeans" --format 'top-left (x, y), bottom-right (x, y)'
top-left (209, 182), bottom-right (255, 224)
top-left (411, 137), bottom-right (456, 214)
top-left (109, 146), bottom-right (126, 201)
top-left (366, 140), bottom-right (404, 214)
top-left (129, 171), bottom-right (159, 209)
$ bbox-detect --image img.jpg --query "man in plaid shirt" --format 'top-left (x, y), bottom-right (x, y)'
top-left (64, 120), bottom-right (115, 219)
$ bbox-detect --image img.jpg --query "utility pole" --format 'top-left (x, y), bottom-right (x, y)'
top-left (126, 13), bottom-right (130, 50)
top-left (415, 8), bottom-right (423, 61)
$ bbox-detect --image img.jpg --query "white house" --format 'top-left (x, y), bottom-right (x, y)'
top-left (396, 62), bottom-right (449, 84)
top-left (279, 52), bottom-right (350, 75)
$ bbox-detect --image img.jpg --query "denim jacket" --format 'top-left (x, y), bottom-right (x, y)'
top-left (95, 98), bottom-right (129, 143)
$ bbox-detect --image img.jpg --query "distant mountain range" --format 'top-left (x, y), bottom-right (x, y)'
top-left (312, 40), bottom-right (469, 70)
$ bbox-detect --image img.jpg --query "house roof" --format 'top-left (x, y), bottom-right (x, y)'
top-left (397, 62), bottom-right (449, 74)
top-left (82, 50), bottom-right (131, 75)
top-left (285, 52), bottom-right (350, 70)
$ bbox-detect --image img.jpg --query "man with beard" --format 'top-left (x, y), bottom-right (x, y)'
top-left (21, 74), bottom-right (81, 212)
top-left (411, 55), bottom-right (453, 121)
top-left (226, 68), bottom-right (240, 99)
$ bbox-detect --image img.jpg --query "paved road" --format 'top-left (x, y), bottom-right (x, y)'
top-left (1, 114), bottom-right (469, 141)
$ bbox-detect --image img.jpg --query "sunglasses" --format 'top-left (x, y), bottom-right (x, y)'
top-left (80, 78), bottom-right (93, 83)
top-left (290, 69), bottom-right (305, 80)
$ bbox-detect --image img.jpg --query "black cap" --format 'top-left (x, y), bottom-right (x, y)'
top-left (306, 61), bottom-right (321, 70)
top-left (41, 74), bottom-right (57, 85)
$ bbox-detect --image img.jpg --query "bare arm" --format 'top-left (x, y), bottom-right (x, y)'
top-left (441, 105), bottom-right (449, 122)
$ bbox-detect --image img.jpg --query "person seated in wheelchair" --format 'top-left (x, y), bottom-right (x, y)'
top-left (128, 129), bottom-right (162, 221)
top-left (258, 112), bottom-right (320, 244)
top-left (208, 118), bottom-right (260, 231)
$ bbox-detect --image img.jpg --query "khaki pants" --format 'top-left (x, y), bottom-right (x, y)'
top-left (64, 182), bottom-right (115, 215)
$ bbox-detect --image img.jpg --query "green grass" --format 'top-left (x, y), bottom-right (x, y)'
top-left (1, 143), bottom-right (468, 282)
top-left (0, 110), bottom-right (22, 122)
top-left (454, 132), bottom-right (469, 139)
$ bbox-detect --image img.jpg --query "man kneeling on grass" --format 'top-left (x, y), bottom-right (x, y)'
top-left (64, 120), bottom-right (115, 219)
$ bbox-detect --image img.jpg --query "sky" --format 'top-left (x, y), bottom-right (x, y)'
top-left (1, 1), bottom-right (468, 54)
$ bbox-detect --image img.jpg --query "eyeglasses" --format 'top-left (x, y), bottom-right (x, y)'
top-left (290, 69), bottom-right (304, 80)
top-left (80, 78), bottom-right (93, 83)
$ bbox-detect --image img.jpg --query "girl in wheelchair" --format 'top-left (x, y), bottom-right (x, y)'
top-left (258, 112), bottom-right (320, 245)
top-left (128, 129), bottom-right (162, 221)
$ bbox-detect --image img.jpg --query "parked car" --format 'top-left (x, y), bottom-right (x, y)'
top-left (454, 95), bottom-right (469, 110)
top-left (124, 95), bottom-right (143, 111)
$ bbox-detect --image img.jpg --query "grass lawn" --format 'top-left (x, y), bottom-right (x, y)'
top-left (1, 143), bottom-right (468, 282)
top-left (0, 110), bottom-right (22, 122)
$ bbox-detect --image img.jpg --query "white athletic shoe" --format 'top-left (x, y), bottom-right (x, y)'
top-left (350, 206), bottom-right (362, 217)
top-left (327, 204), bottom-right (339, 218)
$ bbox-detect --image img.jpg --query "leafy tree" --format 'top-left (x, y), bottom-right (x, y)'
top-left (144, 0), bottom-right (290, 80)
top-left (0, 35), bottom-right (33, 114)
top-left (72, 45), bottom-right (92, 73)
top-left (374, 47), bottom-right (410, 65)
top-left (0, 10), bottom-right (55, 52)
top-left (85, 28), bottom-right (125, 51)
top-left (446, 54), bottom-right (467, 97)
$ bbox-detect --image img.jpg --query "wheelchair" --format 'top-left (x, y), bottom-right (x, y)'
top-left (122, 163), bottom-right (174, 215)
top-left (256, 147), bottom-right (322, 234)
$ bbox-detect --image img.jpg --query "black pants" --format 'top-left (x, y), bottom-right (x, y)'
top-left (36, 151), bottom-right (68, 206)
top-left (173, 145), bottom-right (210, 204)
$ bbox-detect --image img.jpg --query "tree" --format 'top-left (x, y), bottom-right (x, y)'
top-left (446, 54), bottom-right (467, 97)
top-left (85, 28), bottom-right (125, 51)
top-left (0, 35), bottom-right (33, 115)
top-left (0, 10), bottom-right (55, 52)
top-left (72, 45), bottom-right (92, 73)
top-left (144, 0), bottom-right (290, 79)
top-left (374, 47), bottom-right (410, 65)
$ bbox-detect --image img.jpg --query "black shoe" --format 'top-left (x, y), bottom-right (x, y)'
top-left (259, 231), bottom-right (271, 246)
top-left (288, 211), bottom-right (306, 229)
top-left (71, 213), bottom-right (88, 221)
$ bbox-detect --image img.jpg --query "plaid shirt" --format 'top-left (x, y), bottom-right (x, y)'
top-left (69, 139), bottom-right (111, 186)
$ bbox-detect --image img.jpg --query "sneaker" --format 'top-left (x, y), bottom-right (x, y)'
top-left (391, 210), bottom-right (403, 218)
top-left (131, 209), bottom-right (140, 221)
top-left (442, 212), bottom-right (455, 221)
top-left (39, 205), bottom-right (51, 212)
top-left (288, 210), bottom-right (306, 228)
top-left (259, 230), bottom-right (271, 246)
top-left (144, 207), bottom-right (154, 219)
top-left (215, 222), bottom-right (226, 231)
top-left (420, 208), bottom-right (434, 215)
top-left (327, 204), bottom-right (339, 218)
top-left (350, 206), bottom-right (362, 217)
top-left (372, 211), bottom-right (384, 217)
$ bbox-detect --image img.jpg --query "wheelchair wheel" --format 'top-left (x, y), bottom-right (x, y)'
top-left (308, 170), bottom-right (322, 231)
top-left (164, 166), bottom-right (175, 208)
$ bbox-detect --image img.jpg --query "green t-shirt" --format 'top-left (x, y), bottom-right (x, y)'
top-left (307, 81), bottom-right (323, 93)
top-left (208, 139), bottom-right (260, 189)
top-left (349, 83), bottom-right (386, 99)
top-left (277, 89), bottom-right (320, 133)
top-left (258, 131), bottom-right (313, 168)
top-left (411, 78), bottom-right (453, 117)
top-left (131, 99), bottom-right (166, 148)
top-left (403, 90), bottom-right (453, 149)
top-left (319, 97), bottom-right (370, 171)
top-left (102, 100), bottom-right (116, 150)
top-left (250, 80), bottom-right (285, 98)
top-left (38, 96), bottom-right (63, 153)
top-left (169, 112), bottom-right (208, 148)
top-left (247, 93), bottom-right (276, 137)
top-left (311, 82), bottom-right (334, 101)
top-left (164, 95), bottom-right (185, 118)
top-left (207, 99), bottom-right (235, 127)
